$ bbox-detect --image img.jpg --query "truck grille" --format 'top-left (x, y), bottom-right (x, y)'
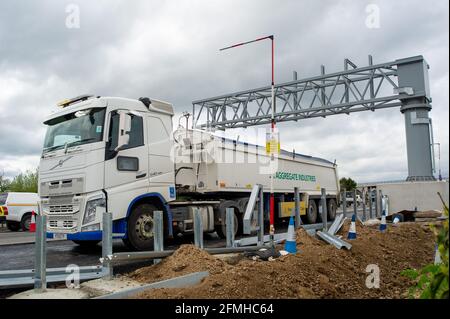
top-left (49, 204), bottom-right (75, 214)
top-left (48, 218), bottom-right (76, 230)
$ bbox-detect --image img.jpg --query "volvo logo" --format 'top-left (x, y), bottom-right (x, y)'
top-left (50, 156), bottom-right (73, 170)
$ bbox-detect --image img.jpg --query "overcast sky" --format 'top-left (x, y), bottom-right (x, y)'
top-left (0, 0), bottom-right (448, 183)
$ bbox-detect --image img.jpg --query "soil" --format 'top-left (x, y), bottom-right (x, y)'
top-left (128, 221), bottom-right (437, 299)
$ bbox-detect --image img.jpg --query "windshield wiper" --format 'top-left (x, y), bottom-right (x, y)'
top-left (66, 138), bottom-right (96, 148)
top-left (43, 138), bottom-right (96, 155)
top-left (43, 145), bottom-right (64, 154)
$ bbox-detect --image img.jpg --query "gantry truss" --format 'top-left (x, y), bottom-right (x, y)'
top-left (192, 56), bottom-right (430, 130)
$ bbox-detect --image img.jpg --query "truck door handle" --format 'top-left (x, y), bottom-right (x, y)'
top-left (136, 173), bottom-right (147, 179)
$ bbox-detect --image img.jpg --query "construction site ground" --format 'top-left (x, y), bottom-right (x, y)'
top-left (127, 221), bottom-right (437, 299)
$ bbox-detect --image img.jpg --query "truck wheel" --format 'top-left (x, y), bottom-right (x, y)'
top-left (327, 199), bottom-right (337, 221)
top-left (73, 240), bottom-right (100, 248)
top-left (6, 221), bottom-right (20, 232)
top-left (124, 203), bottom-right (157, 251)
top-left (215, 201), bottom-right (239, 239)
top-left (21, 213), bottom-right (32, 231)
top-left (304, 200), bottom-right (318, 224)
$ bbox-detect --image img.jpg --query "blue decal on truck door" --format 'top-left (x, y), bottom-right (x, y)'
top-left (169, 186), bottom-right (176, 199)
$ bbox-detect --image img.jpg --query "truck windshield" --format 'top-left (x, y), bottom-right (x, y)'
top-left (43, 108), bottom-right (106, 153)
top-left (0, 193), bottom-right (7, 205)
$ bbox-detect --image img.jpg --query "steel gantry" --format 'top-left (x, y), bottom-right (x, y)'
top-left (192, 55), bottom-right (435, 181)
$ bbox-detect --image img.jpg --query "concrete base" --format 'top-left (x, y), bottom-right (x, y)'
top-left (8, 277), bottom-right (144, 299)
top-left (81, 277), bottom-right (143, 297)
top-left (8, 288), bottom-right (90, 299)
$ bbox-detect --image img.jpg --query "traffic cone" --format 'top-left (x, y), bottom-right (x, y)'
top-left (379, 211), bottom-right (387, 232)
top-left (392, 216), bottom-right (400, 225)
top-left (284, 215), bottom-right (297, 254)
top-left (347, 214), bottom-right (357, 240)
top-left (29, 211), bottom-right (36, 233)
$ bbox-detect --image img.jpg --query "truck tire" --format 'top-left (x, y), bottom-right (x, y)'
top-left (124, 203), bottom-right (157, 251)
top-left (73, 240), bottom-right (100, 248)
top-left (304, 200), bottom-right (318, 224)
top-left (327, 199), bottom-right (337, 221)
top-left (6, 221), bottom-right (20, 232)
top-left (21, 213), bottom-right (32, 231)
top-left (215, 201), bottom-right (239, 239)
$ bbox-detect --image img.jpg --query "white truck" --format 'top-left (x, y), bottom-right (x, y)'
top-left (38, 95), bottom-right (340, 250)
top-left (0, 192), bottom-right (39, 231)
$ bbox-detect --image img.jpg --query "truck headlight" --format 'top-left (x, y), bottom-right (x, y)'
top-left (83, 198), bottom-right (105, 225)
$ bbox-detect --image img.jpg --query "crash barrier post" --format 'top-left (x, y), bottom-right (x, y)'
top-left (294, 187), bottom-right (301, 228)
top-left (321, 188), bottom-right (328, 232)
top-left (153, 211), bottom-right (164, 264)
top-left (194, 208), bottom-right (203, 249)
top-left (34, 214), bottom-right (47, 292)
top-left (226, 208), bottom-right (235, 248)
top-left (342, 189), bottom-right (347, 216)
top-left (102, 212), bottom-right (113, 280)
top-left (257, 186), bottom-right (264, 246)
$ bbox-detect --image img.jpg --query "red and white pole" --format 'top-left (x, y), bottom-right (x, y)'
top-left (269, 35), bottom-right (276, 247)
top-left (220, 35), bottom-right (276, 247)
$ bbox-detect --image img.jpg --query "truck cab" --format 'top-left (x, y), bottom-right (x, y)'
top-left (39, 95), bottom-right (176, 250)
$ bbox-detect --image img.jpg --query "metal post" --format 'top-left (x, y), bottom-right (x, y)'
top-left (375, 188), bottom-right (379, 218)
top-left (153, 211), bottom-right (164, 264)
top-left (34, 213), bottom-right (47, 292)
top-left (258, 186), bottom-right (264, 246)
top-left (102, 212), bottom-right (113, 280)
top-left (321, 188), bottom-right (328, 232)
top-left (194, 208), bottom-right (203, 249)
top-left (226, 208), bottom-right (235, 248)
top-left (342, 188), bottom-right (347, 217)
top-left (362, 188), bottom-right (367, 221)
top-left (369, 188), bottom-right (373, 219)
top-left (379, 190), bottom-right (384, 217)
top-left (353, 189), bottom-right (358, 218)
top-left (294, 187), bottom-right (301, 228)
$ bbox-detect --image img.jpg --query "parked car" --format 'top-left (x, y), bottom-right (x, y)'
top-left (0, 192), bottom-right (39, 231)
top-left (344, 192), bottom-right (362, 207)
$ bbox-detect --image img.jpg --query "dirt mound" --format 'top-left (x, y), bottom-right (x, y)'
top-left (132, 222), bottom-right (437, 299)
top-left (129, 244), bottom-right (230, 283)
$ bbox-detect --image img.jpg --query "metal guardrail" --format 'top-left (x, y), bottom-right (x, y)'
top-left (0, 212), bottom-right (109, 289)
top-left (0, 266), bottom-right (105, 289)
top-left (1, 186), bottom-right (339, 290)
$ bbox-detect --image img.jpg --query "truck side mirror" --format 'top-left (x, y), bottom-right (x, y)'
top-left (115, 111), bottom-right (132, 151)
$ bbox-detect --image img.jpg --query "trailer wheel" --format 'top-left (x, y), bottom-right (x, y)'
top-left (124, 203), bottom-right (156, 251)
top-left (304, 200), bottom-right (318, 224)
top-left (327, 199), bottom-right (337, 221)
top-left (215, 201), bottom-right (239, 239)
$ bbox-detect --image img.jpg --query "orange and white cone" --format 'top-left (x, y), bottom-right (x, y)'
top-left (29, 211), bottom-right (36, 233)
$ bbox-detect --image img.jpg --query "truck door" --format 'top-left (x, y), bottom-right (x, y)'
top-left (147, 115), bottom-right (174, 187)
top-left (104, 110), bottom-right (149, 216)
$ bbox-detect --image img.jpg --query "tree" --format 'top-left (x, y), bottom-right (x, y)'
top-left (7, 170), bottom-right (38, 193)
top-left (340, 177), bottom-right (357, 191)
top-left (0, 171), bottom-right (11, 193)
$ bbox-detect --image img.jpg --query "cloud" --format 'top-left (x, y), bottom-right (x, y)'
top-left (0, 0), bottom-right (448, 182)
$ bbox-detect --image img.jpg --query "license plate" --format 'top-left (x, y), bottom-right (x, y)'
top-left (53, 233), bottom-right (67, 240)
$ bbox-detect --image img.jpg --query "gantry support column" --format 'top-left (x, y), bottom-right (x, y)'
top-left (397, 56), bottom-right (435, 181)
